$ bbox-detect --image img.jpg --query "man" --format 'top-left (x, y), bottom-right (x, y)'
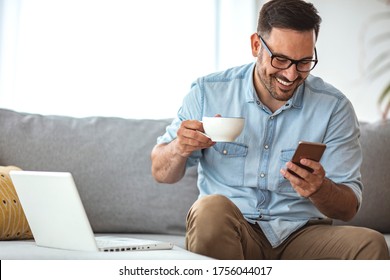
top-left (151, 0), bottom-right (389, 259)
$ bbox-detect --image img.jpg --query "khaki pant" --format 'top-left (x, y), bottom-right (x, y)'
top-left (186, 194), bottom-right (389, 260)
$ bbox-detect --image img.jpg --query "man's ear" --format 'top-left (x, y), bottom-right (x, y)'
top-left (250, 33), bottom-right (261, 57)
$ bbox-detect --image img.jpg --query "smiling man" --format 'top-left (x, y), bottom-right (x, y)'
top-left (151, 0), bottom-right (389, 260)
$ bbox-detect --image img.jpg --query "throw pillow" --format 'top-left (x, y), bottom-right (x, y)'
top-left (0, 166), bottom-right (33, 240)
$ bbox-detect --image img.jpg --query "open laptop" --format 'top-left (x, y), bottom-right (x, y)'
top-left (10, 170), bottom-right (174, 252)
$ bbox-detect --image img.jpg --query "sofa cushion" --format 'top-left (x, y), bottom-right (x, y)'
top-left (335, 120), bottom-right (390, 233)
top-left (0, 108), bottom-right (199, 235)
top-left (0, 165), bottom-right (33, 240)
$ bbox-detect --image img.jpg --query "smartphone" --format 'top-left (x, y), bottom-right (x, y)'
top-left (288, 141), bottom-right (327, 178)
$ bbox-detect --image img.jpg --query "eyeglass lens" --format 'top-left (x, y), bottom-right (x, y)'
top-left (271, 57), bottom-right (316, 72)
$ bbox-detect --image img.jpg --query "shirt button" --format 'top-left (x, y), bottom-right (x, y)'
top-left (270, 116), bottom-right (274, 120)
top-left (260, 173), bottom-right (265, 178)
top-left (264, 144), bottom-right (269, 149)
top-left (223, 150), bottom-right (228, 155)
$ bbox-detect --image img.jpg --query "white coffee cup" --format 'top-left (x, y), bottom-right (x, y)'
top-left (202, 117), bottom-right (245, 142)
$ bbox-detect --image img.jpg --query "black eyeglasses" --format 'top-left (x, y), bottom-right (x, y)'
top-left (258, 35), bottom-right (318, 72)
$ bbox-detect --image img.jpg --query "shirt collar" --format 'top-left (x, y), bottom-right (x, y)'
top-left (245, 63), bottom-right (257, 103)
top-left (290, 81), bottom-right (304, 109)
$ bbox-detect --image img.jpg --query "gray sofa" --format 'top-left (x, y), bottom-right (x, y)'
top-left (0, 108), bottom-right (389, 259)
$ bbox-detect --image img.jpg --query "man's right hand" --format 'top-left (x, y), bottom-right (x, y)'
top-left (174, 120), bottom-right (215, 158)
top-left (151, 118), bottom-right (217, 184)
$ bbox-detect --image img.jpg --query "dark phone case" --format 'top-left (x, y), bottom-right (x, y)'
top-left (288, 141), bottom-right (326, 178)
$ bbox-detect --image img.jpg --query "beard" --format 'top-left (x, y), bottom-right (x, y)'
top-left (255, 60), bottom-right (305, 102)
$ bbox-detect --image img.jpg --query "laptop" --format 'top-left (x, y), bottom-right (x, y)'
top-left (9, 170), bottom-right (174, 252)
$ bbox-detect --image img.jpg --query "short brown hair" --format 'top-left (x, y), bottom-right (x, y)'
top-left (257, 0), bottom-right (322, 40)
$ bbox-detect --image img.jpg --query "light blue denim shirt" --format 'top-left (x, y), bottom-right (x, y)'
top-left (157, 62), bottom-right (363, 247)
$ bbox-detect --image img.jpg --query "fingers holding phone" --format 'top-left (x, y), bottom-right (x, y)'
top-left (280, 141), bottom-right (327, 198)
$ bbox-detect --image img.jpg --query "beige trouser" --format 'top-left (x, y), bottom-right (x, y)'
top-left (186, 194), bottom-right (390, 260)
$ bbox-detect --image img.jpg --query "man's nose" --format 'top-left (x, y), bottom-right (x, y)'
top-left (282, 64), bottom-right (299, 81)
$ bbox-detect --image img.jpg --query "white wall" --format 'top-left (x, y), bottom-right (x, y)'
top-left (0, 0), bottom-right (257, 119)
top-left (310, 0), bottom-right (390, 122)
top-left (0, 0), bottom-right (218, 119)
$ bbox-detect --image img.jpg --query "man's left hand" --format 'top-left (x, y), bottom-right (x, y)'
top-left (280, 159), bottom-right (326, 198)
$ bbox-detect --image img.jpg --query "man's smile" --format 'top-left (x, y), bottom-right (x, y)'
top-left (275, 76), bottom-right (294, 86)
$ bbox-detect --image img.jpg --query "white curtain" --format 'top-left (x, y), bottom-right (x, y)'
top-left (0, 0), bottom-right (258, 119)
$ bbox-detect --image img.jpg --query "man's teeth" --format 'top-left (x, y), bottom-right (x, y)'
top-left (276, 77), bottom-right (293, 86)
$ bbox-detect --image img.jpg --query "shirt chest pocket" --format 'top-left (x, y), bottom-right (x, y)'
top-left (277, 149), bottom-right (298, 195)
top-left (203, 142), bottom-right (248, 187)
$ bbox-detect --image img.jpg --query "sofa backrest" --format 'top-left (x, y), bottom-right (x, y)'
top-left (335, 120), bottom-right (390, 233)
top-left (0, 108), bottom-right (198, 235)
